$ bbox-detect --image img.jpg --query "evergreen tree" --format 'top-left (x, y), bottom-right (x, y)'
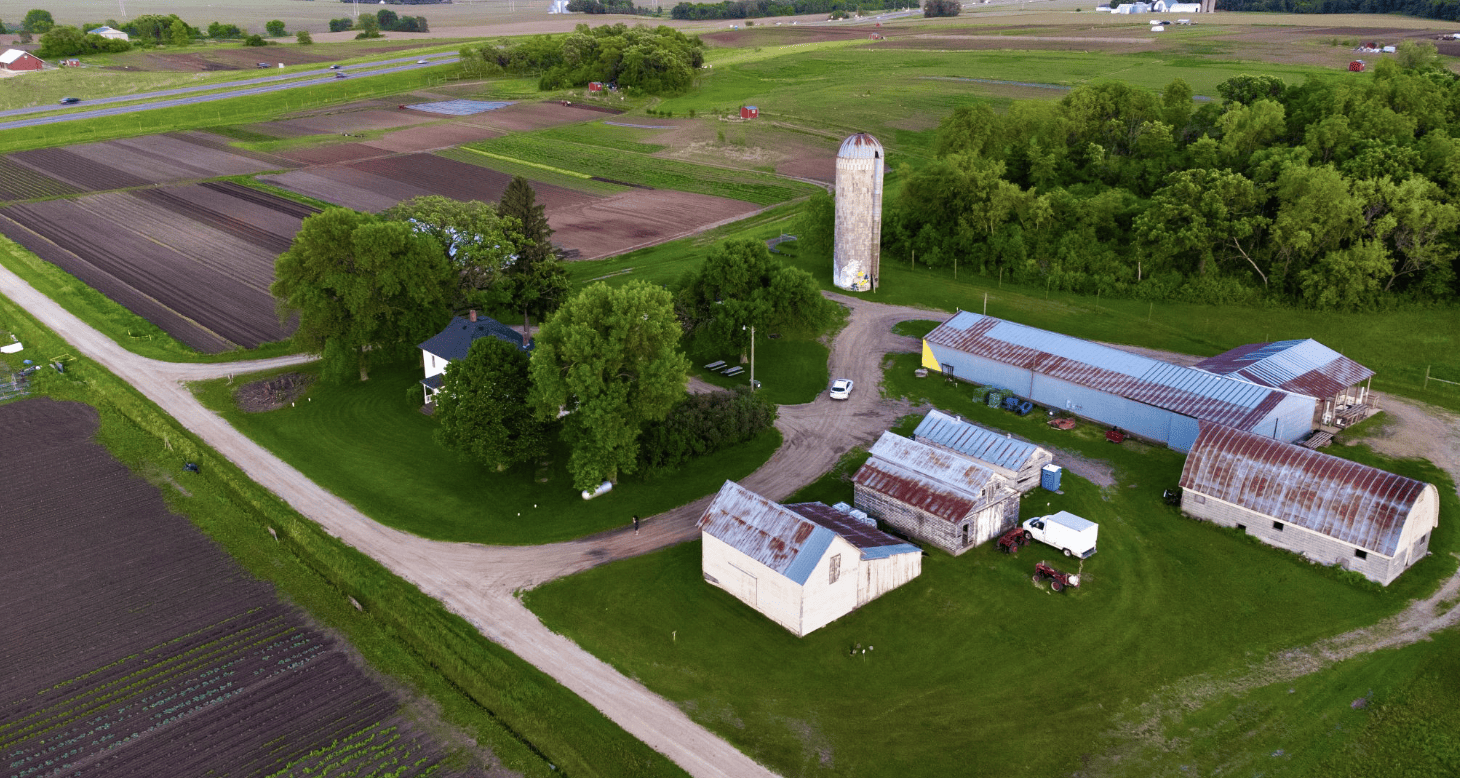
top-left (497, 176), bottom-right (570, 338)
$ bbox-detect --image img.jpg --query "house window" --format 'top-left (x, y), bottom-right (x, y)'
top-left (829, 554), bottom-right (841, 585)
top-left (1194, 495), bottom-right (1206, 505)
top-left (1272, 521), bottom-right (1284, 532)
top-left (1354, 549), bottom-right (1368, 560)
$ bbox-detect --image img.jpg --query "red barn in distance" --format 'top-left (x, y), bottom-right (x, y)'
top-left (0, 49), bottom-right (44, 72)
top-left (741, 105), bottom-right (759, 119)
top-left (588, 81), bottom-right (604, 92)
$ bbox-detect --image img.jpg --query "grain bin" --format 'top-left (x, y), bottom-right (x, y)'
top-left (833, 133), bottom-right (884, 292)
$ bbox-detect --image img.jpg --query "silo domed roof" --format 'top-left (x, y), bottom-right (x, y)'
top-left (838, 133), bottom-right (883, 159)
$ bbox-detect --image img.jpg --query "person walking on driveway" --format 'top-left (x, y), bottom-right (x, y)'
top-left (633, 515), bottom-right (640, 534)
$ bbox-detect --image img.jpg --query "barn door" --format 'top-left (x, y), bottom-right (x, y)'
top-left (726, 564), bottom-right (758, 607)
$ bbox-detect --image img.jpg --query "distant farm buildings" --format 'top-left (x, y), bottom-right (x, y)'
top-left (913, 409), bottom-right (1053, 493)
top-left (854, 432), bottom-right (1022, 555)
top-left (87, 26), bottom-right (130, 41)
top-left (740, 105), bottom-right (758, 119)
top-left (921, 312), bottom-right (1316, 452)
top-left (417, 311), bottom-right (532, 406)
top-left (698, 481), bottom-right (922, 637)
top-left (833, 133), bottom-right (884, 293)
top-left (0, 49), bottom-right (44, 72)
top-left (1192, 339), bottom-right (1375, 428)
top-left (1179, 423), bottom-right (1439, 586)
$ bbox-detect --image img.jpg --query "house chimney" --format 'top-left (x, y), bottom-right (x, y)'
top-left (469, 309), bottom-right (477, 322)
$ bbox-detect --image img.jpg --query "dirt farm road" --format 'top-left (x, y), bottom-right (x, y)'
top-left (0, 263), bottom-right (937, 778)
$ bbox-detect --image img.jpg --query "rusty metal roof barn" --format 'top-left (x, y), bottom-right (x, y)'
top-left (699, 482), bottom-right (915, 583)
top-left (854, 433), bottom-right (1008, 523)
top-left (925, 312), bottom-right (1305, 429)
top-left (913, 409), bottom-right (1044, 473)
top-left (1193, 339), bottom-right (1374, 399)
top-left (1179, 422), bottom-right (1429, 555)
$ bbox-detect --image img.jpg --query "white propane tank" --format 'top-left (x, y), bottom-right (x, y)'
top-left (581, 481), bottom-right (613, 500)
top-left (1068, 574), bottom-right (1081, 587)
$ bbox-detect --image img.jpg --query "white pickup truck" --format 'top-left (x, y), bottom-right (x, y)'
top-left (1022, 511), bottom-right (1098, 559)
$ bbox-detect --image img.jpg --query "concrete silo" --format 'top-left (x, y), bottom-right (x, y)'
top-left (833, 133), bottom-right (884, 292)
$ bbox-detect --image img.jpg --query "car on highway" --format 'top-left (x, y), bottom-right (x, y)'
top-left (58, 96), bottom-right (80, 104)
top-left (328, 64), bottom-right (341, 70)
top-left (334, 72), bottom-right (348, 79)
top-left (256, 62), bottom-right (271, 68)
top-left (416, 59), bottom-right (428, 64)
top-left (829, 378), bottom-right (854, 400)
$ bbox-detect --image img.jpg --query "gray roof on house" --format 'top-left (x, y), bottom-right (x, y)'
top-left (853, 432), bottom-right (1013, 524)
top-left (698, 482), bottom-right (917, 585)
top-left (420, 373), bottom-right (444, 392)
top-left (418, 315), bottom-right (530, 362)
top-left (913, 409), bottom-right (1047, 473)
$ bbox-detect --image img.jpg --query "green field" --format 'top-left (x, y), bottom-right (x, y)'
top-left (468, 134), bottom-right (820, 205)
top-left (191, 360), bottom-right (782, 544)
top-left (522, 355), bottom-right (1459, 778)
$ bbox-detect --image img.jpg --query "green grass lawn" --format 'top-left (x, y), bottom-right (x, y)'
top-left (191, 360), bottom-right (781, 544)
top-left (687, 334), bottom-right (830, 406)
top-left (523, 358), bottom-right (1457, 777)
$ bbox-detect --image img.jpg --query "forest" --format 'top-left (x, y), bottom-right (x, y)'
top-left (879, 46), bottom-right (1460, 311)
top-left (461, 24), bottom-right (705, 93)
top-left (668, 0), bottom-right (902, 20)
top-left (1222, 0), bottom-right (1460, 22)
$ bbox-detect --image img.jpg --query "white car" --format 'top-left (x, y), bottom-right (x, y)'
top-left (829, 378), bottom-right (854, 400)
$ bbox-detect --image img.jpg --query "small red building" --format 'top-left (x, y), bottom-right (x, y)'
top-left (1349, 60), bottom-right (1367, 72)
top-left (740, 105), bottom-right (759, 119)
top-left (0, 49), bottom-right (44, 72)
top-left (588, 81), bottom-right (604, 92)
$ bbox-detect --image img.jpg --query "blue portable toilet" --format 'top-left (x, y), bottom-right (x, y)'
top-left (1041, 464), bottom-right (1063, 492)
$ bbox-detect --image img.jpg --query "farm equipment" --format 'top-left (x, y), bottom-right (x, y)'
top-left (1105, 427), bottom-right (1126, 444)
top-left (1162, 487), bottom-right (1182, 506)
top-left (1048, 417), bottom-right (1076, 431)
top-left (1000, 396), bottom-right (1035, 416)
top-left (997, 526), bottom-right (1032, 554)
top-left (1034, 561), bottom-right (1080, 591)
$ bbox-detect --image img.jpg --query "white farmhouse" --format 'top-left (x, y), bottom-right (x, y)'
top-left (417, 310), bottom-right (531, 406)
top-left (699, 481), bottom-right (922, 637)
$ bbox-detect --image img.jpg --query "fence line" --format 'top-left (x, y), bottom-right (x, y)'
top-left (1424, 366), bottom-right (1460, 390)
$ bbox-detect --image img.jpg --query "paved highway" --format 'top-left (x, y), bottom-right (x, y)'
top-left (0, 53), bottom-right (460, 131)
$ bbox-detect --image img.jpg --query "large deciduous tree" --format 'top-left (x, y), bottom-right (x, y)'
top-left (22, 9), bottom-right (53, 33)
top-left (794, 190), bottom-right (834, 261)
top-left (434, 337), bottom-right (547, 471)
top-left (272, 208), bottom-right (453, 382)
top-left (529, 281), bottom-right (689, 490)
top-left (677, 239), bottom-right (830, 355)
top-left (496, 176), bottom-right (569, 339)
top-left (382, 195), bottom-right (523, 313)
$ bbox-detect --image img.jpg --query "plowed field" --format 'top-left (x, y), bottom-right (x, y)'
top-left (5, 133), bottom-right (295, 192)
top-left (0, 398), bottom-right (481, 778)
top-left (0, 156), bottom-right (82, 202)
top-left (0, 182), bottom-right (311, 352)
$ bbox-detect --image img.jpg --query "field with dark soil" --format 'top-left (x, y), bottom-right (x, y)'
top-left (5, 132), bottom-right (296, 192)
top-left (0, 181), bottom-right (312, 352)
top-left (0, 398), bottom-right (481, 778)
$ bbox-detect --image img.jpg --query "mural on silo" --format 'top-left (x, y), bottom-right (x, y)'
top-left (833, 133), bottom-right (884, 292)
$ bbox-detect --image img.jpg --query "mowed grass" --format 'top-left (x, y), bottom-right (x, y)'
top-left (468, 134), bottom-right (819, 205)
top-left (687, 335), bottom-right (830, 406)
top-left (191, 360), bottom-right (781, 544)
top-left (524, 355), bottom-right (1457, 778)
top-left (532, 121), bottom-right (670, 154)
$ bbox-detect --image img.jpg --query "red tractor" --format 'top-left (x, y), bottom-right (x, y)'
top-left (998, 526), bottom-right (1032, 554)
top-left (1034, 561), bottom-right (1081, 592)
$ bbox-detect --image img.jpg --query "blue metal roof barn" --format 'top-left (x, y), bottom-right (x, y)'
top-left (921, 312), bottom-right (1316, 452)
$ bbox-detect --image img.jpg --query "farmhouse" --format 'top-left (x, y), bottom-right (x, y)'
top-left (0, 49), bottom-right (44, 72)
top-left (913, 409), bottom-right (1053, 493)
top-left (854, 431), bottom-right (1021, 555)
top-left (698, 481), bottom-right (922, 637)
top-left (418, 310), bottom-right (531, 405)
top-left (1192, 339), bottom-right (1375, 428)
top-left (921, 311), bottom-right (1315, 452)
top-left (87, 26), bottom-right (130, 40)
top-left (1179, 422), bottom-right (1439, 586)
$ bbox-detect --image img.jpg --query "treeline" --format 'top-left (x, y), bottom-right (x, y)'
top-left (329, 10), bottom-right (430, 34)
top-left (1223, 0), bottom-right (1460, 21)
top-left (567, 0), bottom-right (661, 14)
top-left (669, 0), bottom-right (902, 20)
top-left (875, 44), bottom-right (1460, 311)
top-left (461, 23), bottom-right (705, 94)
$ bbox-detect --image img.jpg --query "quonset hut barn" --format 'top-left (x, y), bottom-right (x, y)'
top-left (913, 409), bottom-right (1053, 493)
top-left (833, 133), bottom-right (884, 292)
top-left (1192, 339), bottom-right (1375, 429)
top-left (854, 432), bottom-right (1021, 555)
top-left (1179, 423), bottom-right (1439, 585)
top-left (921, 312), bottom-right (1315, 452)
top-left (698, 481), bottom-right (921, 637)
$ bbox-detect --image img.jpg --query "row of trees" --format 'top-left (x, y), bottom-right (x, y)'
top-left (857, 49), bottom-right (1460, 311)
top-left (461, 23), bottom-right (705, 94)
top-left (32, 12), bottom-right (314, 56)
top-left (1224, 0), bottom-right (1460, 20)
top-left (329, 11), bottom-right (430, 35)
top-left (668, 0), bottom-right (901, 19)
top-left (567, 0), bottom-right (661, 15)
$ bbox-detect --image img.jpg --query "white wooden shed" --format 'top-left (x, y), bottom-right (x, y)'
top-left (698, 481), bottom-right (922, 637)
top-left (913, 409), bottom-right (1053, 493)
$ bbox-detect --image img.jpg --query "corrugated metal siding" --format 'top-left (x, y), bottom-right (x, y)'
top-left (698, 481), bottom-right (827, 583)
top-left (1178, 423), bottom-right (1428, 555)
top-left (1195, 339), bottom-right (1374, 398)
top-left (912, 410), bottom-right (1043, 472)
top-left (923, 313), bottom-right (1313, 445)
top-left (785, 503), bottom-right (909, 549)
top-left (860, 543), bottom-right (923, 560)
top-left (1253, 392), bottom-right (1318, 444)
top-left (866, 432), bottom-right (1000, 494)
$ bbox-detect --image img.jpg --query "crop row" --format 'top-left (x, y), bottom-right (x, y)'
top-left (468, 135), bottom-right (819, 205)
top-left (9, 147), bottom-right (152, 192)
top-left (434, 147), bottom-right (628, 197)
top-left (0, 157), bottom-right (81, 202)
top-left (533, 122), bottom-right (670, 155)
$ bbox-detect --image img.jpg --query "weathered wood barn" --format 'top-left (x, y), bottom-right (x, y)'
top-left (1192, 339), bottom-right (1375, 428)
top-left (1179, 423), bottom-right (1439, 586)
top-left (698, 481), bottom-right (922, 637)
top-left (921, 312), bottom-right (1316, 452)
top-left (853, 432), bottom-right (1021, 555)
top-left (913, 409), bottom-right (1053, 493)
